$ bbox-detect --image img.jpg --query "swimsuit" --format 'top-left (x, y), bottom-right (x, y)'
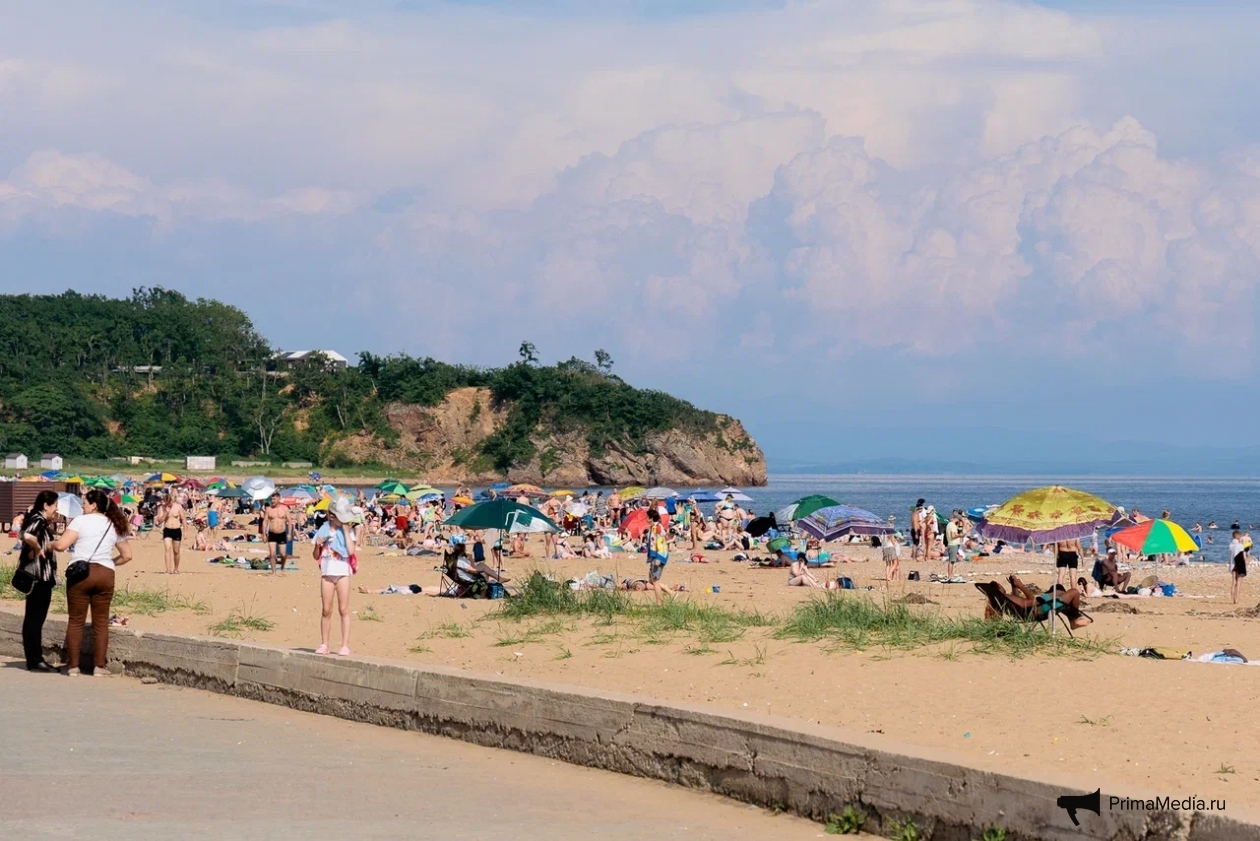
top-left (162, 527), bottom-right (183, 541)
top-left (207, 512), bottom-right (220, 528)
top-left (267, 530), bottom-right (288, 545)
top-left (1055, 550), bottom-right (1079, 569)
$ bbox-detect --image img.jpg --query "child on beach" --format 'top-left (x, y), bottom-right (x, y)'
top-left (1229, 530), bottom-right (1247, 604)
top-left (883, 533), bottom-right (902, 582)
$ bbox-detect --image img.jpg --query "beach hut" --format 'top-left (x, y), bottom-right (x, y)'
top-left (40, 454), bottom-right (63, 470)
top-left (4, 454), bottom-right (28, 470)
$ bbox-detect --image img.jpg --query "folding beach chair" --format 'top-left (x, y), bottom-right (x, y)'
top-left (974, 581), bottom-right (1090, 637)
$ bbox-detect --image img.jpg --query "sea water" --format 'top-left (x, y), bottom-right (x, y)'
top-left (745, 475), bottom-right (1260, 564)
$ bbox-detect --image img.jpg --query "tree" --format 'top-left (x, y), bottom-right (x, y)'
top-left (518, 341), bottom-right (539, 365)
top-left (594, 349), bottom-right (613, 373)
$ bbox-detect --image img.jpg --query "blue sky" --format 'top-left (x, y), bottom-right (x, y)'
top-left (3, 0), bottom-right (1259, 467)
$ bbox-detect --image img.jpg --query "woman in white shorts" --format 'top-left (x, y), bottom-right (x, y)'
top-left (314, 498), bottom-right (358, 656)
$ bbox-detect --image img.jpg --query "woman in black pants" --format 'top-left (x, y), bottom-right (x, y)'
top-left (18, 490), bottom-right (60, 672)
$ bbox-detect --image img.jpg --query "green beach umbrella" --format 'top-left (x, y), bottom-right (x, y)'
top-left (445, 499), bottom-right (559, 533)
top-left (766, 536), bottom-right (793, 553)
top-left (776, 494), bottom-right (841, 522)
top-left (376, 479), bottom-right (410, 495)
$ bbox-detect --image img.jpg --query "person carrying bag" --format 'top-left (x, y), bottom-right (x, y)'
top-left (52, 489), bottom-right (132, 677)
top-left (14, 490), bottom-right (60, 672)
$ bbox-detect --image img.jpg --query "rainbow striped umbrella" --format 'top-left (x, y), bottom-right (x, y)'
top-left (1111, 519), bottom-right (1198, 555)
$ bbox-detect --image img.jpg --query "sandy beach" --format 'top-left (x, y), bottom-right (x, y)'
top-left (11, 527), bottom-right (1260, 808)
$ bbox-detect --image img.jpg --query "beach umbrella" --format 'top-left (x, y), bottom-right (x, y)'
top-left (56, 492), bottom-right (84, 518)
top-left (145, 472), bottom-right (179, 483)
top-left (39, 470), bottom-right (60, 480)
top-left (241, 475), bottom-right (277, 501)
top-left (179, 477), bottom-right (206, 490)
top-left (120, 493), bottom-right (140, 506)
top-left (64, 476), bottom-right (84, 485)
top-left (211, 486), bottom-right (248, 498)
top-left (452, 495), bottom-right (474, 506)
top-left (621, 508), bottom-right (669, 539)
top-left (643, 487), bottom-right (678, 500)
top-left (799, 504), bottom-right (894, 541)
top-left (376, 479), bottom-right (410, 496)
top-left (84, 476), bottom-right (115, 489)
top-left (776, 495), bottom-right (842, 522)
top-left (405, 486), bottom-right (440, 500)
top-left (507, 483), bottom-right (545, 498)
top-left (565, 501), bottom-right (590, 517)
top-left (309, 497), bottom-right (331, 511)
top-left (977, 486), bottom-right (1117, 544)
top-left (280, 486), bottom-right (317, 502)
top-left (1111, 519), bottom-right (1199, 556)
top-left (446, 499), bottom-right (559, 533)
top-left (620, 486), bottom-right (646, 499)
top-left (549, 489), bottom-right (577, 498)
top-left (766, 536), bottom-right (792, 553)
top-left (685, 490), bottom-right (722, 503)
top-left (717, 487), bottom-right (753, 502)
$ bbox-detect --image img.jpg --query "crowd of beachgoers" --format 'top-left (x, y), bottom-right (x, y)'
top-left (7, 473), bottom-right (1257, 672)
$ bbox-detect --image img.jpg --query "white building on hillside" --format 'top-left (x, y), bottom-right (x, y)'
top-left (40, 454), bottom-right (63, 470)
top-left (5, 454), bottom-right (28, 470)
top-left (273, 350), bottom-right (349, 371)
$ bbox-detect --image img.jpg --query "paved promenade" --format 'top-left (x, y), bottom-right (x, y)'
top-left (0, 659), bottom-right (819, 840)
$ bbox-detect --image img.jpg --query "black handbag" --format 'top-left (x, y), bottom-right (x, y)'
top-left (66, 521), bottom-right (111, 589)
top-left (10, 564), bottom-right (36, 595)
top-left (64, 560), bottom-right (90, 588)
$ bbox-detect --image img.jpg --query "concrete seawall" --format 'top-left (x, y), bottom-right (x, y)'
top-left (2, 608), bottom-right (1253, 841)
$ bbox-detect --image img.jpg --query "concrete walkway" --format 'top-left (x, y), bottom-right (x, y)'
top-left (0, 660), bottom-right (821, 840)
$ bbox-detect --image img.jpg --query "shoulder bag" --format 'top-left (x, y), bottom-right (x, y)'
top-left (65, 523), bottom-right (111, 589)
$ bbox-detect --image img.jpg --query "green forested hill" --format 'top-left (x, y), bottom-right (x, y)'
top-left (0, 289), bottom-right (720, 469)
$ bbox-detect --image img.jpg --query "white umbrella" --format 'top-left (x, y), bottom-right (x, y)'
top-left (242, 475), bottom-right (277, 501)
top-left (565, 502), bottom-right (590, 517)
top-left (643, 487), bottom-right (678, 499)
top-left (718, 487), bottom-right (753, 502)
top-left (57, 492), bottom-right (84, 518)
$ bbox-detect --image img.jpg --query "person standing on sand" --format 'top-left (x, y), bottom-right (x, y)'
top-left (261, 493), bottom-right (292, 575)
top-left (910, 499), bottom-right (925, 560)
top-left (608, 490), bottom-right (623, 530)
top-left (882, 532), bottom-right (902, 583)
top-left (314, 498), bottom-right (358, 656)
top-left (645, 508), bottom-right (672, 603)
top-left (157, 493), bottom-right (186, 574)
top-left (1230, 530), bottom-right (1247, 604)
top-left (53, 489), bottom-right (132, 676)
top-left (944, 512), bottom-right (962, 581)
top-left (1054, 537), bottom-right (1083, 591)
top-left (17, 490), bottom-right (59, 672)
top-left (207, 496), bottom-right (222, 544)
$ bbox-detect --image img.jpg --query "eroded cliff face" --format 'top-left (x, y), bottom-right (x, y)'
top-left (330, 387), bottom-right (767, 487)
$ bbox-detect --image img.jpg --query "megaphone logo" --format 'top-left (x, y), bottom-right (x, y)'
top-left (1056, 788), bottom-right (1102, 826)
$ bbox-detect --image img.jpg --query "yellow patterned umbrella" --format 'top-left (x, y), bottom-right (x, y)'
top-left (977, 485), bottom-right (1117, 543)
top-left (620, 486), bottom-right (646, 499)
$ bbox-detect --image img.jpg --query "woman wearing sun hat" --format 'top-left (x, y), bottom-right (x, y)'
top-left (313, 498), bottom-right (359, 656)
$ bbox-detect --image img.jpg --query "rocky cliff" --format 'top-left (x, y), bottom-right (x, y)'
top-left (332, 387), bottom-right (766, 487)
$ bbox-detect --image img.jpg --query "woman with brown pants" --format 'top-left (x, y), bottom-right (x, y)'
top-left (52, 489), bottom-right (132, 676)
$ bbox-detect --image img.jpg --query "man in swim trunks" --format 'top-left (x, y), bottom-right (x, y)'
top-left (1054, 537), bottom-right (1083, 590)
top-left (159, 493), bottom-right (187, 574)
top-left (261, 493), bottom-right (292, 575)
top-left (207, 496), bottom-right (223, 543)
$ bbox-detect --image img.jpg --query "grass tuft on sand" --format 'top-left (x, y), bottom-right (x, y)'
top-left (1, 562), bottom-right (208, 617)
top-left (208, 598), bottom-right (275, 637)
top-left (776, 592), bottom-right (1112, 658)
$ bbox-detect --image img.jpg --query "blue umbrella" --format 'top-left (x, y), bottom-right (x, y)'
top-left (798, 504), bottom-right (893, 542)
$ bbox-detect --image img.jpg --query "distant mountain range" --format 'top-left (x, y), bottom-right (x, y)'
top-left (766, 428), bottom-right (1260, 476)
